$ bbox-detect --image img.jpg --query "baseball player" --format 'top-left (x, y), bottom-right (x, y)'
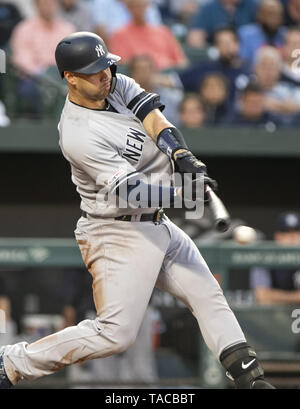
top-left (0, 32), bottom-right (274, 389)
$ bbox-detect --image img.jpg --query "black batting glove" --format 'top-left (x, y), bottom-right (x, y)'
top-left (174, 149), bottom-right (218, 192)
top-left (203, 176), bottom-right (218, 193)
top-left (174, 149), bottom-right (207, 174)
top-left (180, 176), bottom-right (218, 204)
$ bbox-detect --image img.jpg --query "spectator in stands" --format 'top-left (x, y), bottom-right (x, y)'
top-left (128, 55), bottom-right (183, 126)
top-left (0, 276), bottom-right (17, 346)
top-left (179, 27), bottom-right (250, 105)
top-left (10, 0), bottom-right (75, 76)
top-left (250, 212), bottom-right (300, 305)
top-left (238, 0), bottom-right (286, 67)
top-left (109, 0), bottom-right (187, 70)
top-left (281, 26), bottom-right (300, 86)
top-left (179, 94), bottom-right (206, 129)
top-left (170, 0), bottom-right (204, 25)
top-left (224, 81), bottom-right (280, 129)
top-left (155, 0), bottom-right (203, 32)
top-left (91, 0), bottom-right (161, 43)
top-left (253, 46), bottom-right (300, 125)
top-left (282, 0), bottom-right (300, 26)
top-left (10, 0), bottom-right (75, 117)
top-left (187, 0), bottom-right (258, 48)
top-left (198, 72), bottom-right (230, 124)
top-left (58, 0), bottom-right (93, 32)
top-left (2, 0), bottom-right (35, 19)
top-left (0, 1), bottom-right (22, 49)
top-left (0, 100), bottom-right (10, 126)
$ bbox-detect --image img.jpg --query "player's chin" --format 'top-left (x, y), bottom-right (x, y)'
top-left (98, 86), bottom-right (111, 100)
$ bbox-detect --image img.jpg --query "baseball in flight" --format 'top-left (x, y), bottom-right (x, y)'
top-left (233, 225), bottom-right (257, 245)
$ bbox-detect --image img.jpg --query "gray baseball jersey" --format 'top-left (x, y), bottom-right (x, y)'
top-left (58, 73), bottom-right (173, 218)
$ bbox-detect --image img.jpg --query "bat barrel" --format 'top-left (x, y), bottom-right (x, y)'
top-left (206, 186), bottom-right (231, 232)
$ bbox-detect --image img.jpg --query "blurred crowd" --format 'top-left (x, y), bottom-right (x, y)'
top-left (1, 0), bottom-right (300, 129)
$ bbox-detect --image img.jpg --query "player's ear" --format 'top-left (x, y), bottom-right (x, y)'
top-left (64, 71), bottom-right (77, 86)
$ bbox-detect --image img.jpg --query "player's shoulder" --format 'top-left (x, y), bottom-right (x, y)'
top-left (59, 103), bottom-right (111, 161)
top-left (59, 98), bottom-right (97, 140)
top-left (114, 73), bottom-right (136, 92)
top-left (111, 73), bottom-right (144, 107)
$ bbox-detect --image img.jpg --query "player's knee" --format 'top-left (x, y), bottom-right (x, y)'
top-left (92, 318), bottom-right (137, 354)
top-left (111, 326), bottom-right (137, 354)
top-left (200, 280), bottom-right (224, 301)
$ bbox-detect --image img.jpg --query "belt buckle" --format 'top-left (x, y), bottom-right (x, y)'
top-left (154, 209), bottom-right (164, 225)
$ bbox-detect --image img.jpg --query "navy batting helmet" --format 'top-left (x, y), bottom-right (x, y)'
top-left (55, 32), bottom-right (121, 80)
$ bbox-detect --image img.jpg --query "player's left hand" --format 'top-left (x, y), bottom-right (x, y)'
top-left (174, 149), bottom-right (217, 192)
top-left (174, 149), bottom-right (207, 175)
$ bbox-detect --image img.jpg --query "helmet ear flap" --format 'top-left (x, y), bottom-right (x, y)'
top-left (110, 64), bottom-right (117, 77)
top-left (110, 76), bottom-right (117, 93)
top-left (109, 64), bottom-right (118, 93)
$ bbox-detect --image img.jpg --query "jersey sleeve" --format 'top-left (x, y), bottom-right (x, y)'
top-left (116, 74), bottom-right (165, 122)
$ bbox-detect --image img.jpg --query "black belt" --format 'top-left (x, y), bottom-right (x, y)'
top-left (82, 209), bottom-right (165, 224)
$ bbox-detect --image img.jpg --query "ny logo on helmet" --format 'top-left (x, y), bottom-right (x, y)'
top-left (95, 44), bottom-right (105, 58)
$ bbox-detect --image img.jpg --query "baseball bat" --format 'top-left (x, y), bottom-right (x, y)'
top-left (205, 186), bottom-right (231, 232)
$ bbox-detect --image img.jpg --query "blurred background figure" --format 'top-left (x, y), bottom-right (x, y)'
top-left (58, 0), bottom-right (93, 32)
top-left (153, 0), bottom-right (203, 40)
top-left (224, 81), bottom-right (280, 129)
top-left (178, 26), bottom-right (250, 105)
top-left (91, 0), bottom-right (161, 44)
top-left (170, 0), bottom-right (203, 26)
top-left (109, 0), bottom-right (187, 70)
top-left (198, 72), bottom-right (230, 124)
top-left (0, 1), bottom-right (22, 49)
top-left (282, 0), bottom-right (300, 26)
top-left (154, 0), bottom-right (202, 24)
top-left (281, 26), bottom-right (300, 86)
top-left (187, 0), bottom-right (258, 48)
top-left (0, 276), bottom-right (17, 346)
top-left (0, 99), bottom-right (10, 126)
top-left (1, 0), bottom-right (35, 19)
top-left (9, 0), bottom-right (75, 117)
top-left (238, 0), bottom-right (286, 67)
top-left (250, 212), bottom-right (300, 305)
top-left (179, 94), bottom-right (206, 129)
top-left (10, 0), bottom-right (75, 76)
top-left (128, 55), bottom-right (183, 126)
top-left (252, 46), bottom-right (300, 126)
top-left (61, 269), bottom-right (159, 386)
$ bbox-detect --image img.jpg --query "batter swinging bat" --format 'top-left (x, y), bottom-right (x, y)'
top-left (206, 186), bottom-right (231, 232)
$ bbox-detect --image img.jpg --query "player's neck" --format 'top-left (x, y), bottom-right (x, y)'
top-left (68, 91), bottom-right (106, 110)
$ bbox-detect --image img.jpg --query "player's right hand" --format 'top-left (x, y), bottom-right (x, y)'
top-left (203, 175), bottom-right (218, 192)
top-left (177, 175), bottom-right (218, 202)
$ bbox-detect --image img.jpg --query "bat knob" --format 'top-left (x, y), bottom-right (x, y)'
top-left (215, 218), bottom-right (231, 233)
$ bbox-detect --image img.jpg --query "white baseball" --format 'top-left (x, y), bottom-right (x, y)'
top-left (233, 225), bottom-right (257, 245)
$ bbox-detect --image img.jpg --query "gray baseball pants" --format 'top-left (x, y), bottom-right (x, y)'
top-left (3, 215), bottom-right (245, 384)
